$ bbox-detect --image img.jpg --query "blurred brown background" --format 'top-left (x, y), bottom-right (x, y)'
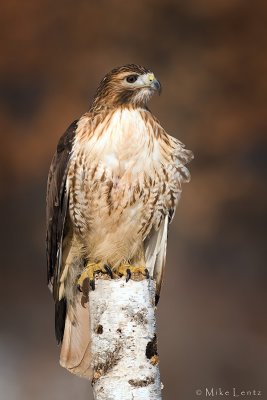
top-left (1, 0), bottom-right (266, 399)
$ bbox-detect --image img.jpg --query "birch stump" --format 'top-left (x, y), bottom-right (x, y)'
top-left (89, 277), bottom-right (162, 400)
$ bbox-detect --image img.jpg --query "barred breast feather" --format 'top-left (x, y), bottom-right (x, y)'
top-left (67, 106), bottom-right (193, 268)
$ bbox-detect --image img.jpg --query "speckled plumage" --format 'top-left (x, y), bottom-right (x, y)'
top-left (46, 64), bottom-right (193, 379)
top-left (67, 106), bottom-right (192, 267)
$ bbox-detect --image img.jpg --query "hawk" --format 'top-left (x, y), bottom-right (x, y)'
top-left (46, 64), bottom-right (193, 378)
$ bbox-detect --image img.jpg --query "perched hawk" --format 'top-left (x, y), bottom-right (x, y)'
top-left (46, 64), bottom-right (193, 378)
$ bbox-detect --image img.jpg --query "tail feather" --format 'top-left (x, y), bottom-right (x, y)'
top-left (55, 298), bottom-right (67, 344)
top-left (60, 293), bottom-right (92, 379)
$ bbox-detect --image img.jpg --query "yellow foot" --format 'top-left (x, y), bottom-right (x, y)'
top-left (150, 355), bottom-right (159, 366)
top-left (114, 264), bottom-right (149, 282)
top-left (77, 263), bottom-right (112, 291)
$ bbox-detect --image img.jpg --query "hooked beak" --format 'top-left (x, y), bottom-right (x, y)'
top-left (151, 78), bottom-right (161, 94)
top-left (147, 73), bottom-right (162, 94)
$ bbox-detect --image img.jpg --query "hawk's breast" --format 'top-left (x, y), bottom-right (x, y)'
top-left (67, 107), bottom-right (189, 262)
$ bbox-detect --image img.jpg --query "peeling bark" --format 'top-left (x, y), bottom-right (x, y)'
top-left (89, 278), bottom-right (162, 400)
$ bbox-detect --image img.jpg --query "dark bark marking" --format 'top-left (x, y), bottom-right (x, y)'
top-left (146, 334), bottom-right (158, 360)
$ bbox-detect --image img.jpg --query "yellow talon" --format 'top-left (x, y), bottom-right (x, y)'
top-left (114, 264), bottom-right (149, 282)
top-left (77, 263), bottom-right (149, 291)
top-left (150, 355), bottom-right (159, 366)
top-left (77, 263), bottom-right (106, 290)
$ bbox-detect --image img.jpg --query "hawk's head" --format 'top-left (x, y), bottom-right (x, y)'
top-left (91, 64), bottom-right (161, 111)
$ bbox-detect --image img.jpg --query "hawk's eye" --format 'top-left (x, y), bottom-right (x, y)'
top-left (126, 75), bottom-right (138, 83)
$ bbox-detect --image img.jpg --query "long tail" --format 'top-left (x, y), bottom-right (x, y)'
top-left (59, 292), bottom-right (92, 379)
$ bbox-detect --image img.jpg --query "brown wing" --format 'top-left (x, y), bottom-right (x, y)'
top-left (46, 120), bottom-right (78, 300)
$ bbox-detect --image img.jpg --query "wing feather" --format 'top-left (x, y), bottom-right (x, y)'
top-left (46, 120), bottom-right (78, 299)
top-left (144, 214), bottom-right (169, 303)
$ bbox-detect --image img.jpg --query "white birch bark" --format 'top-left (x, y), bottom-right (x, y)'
top-left (89, 278), bottom-right (162, 400)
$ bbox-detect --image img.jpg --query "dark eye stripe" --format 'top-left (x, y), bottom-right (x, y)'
top-left (126, 75), bottom-right (138, 83)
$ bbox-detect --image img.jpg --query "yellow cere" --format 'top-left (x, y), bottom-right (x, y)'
top-left (147, 73), bottom-right (155, 82)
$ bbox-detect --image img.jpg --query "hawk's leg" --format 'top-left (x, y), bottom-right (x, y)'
top-left (114, 264), bottom-right (149, 282)
top-left (77, 263), bottom-right (111, 291)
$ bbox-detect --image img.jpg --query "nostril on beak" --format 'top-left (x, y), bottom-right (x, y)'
top-left (148, 73), bottom-right (155, 82)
